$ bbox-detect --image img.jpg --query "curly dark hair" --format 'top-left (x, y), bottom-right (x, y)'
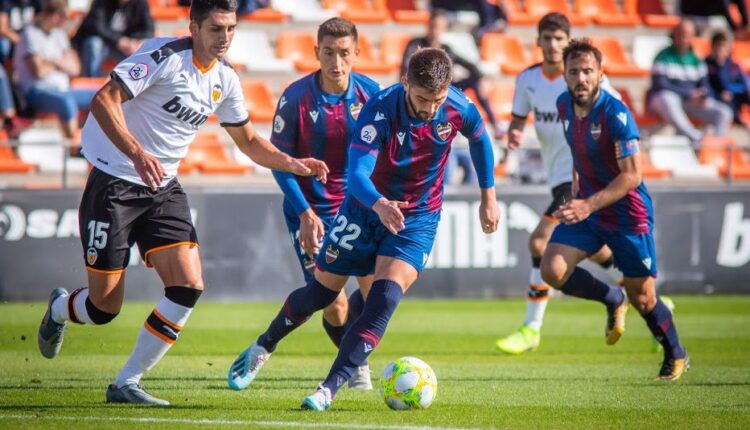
top-left (406, 48), bottom-right (453, 92)
top-left (562, 37), bottom-right (602, 67)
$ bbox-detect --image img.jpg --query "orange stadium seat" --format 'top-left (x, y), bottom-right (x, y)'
top-left (699, 138), bottom-right (750, 179)
top-left (462, 88), bottom-right (488, 123)
top-left (733, 41), bottom-right (750, 72)
top-left (525, 0), bottom-right (589, 26)
top-left (692, 38), bottom-right (711, 58)
top-left (575, 0), bottom-right (640, 27)
top-left (480, 34), bottom-right (530, 76)
top-left (71, 77), bottom-right (108, 90)
top-left (322, 0), bottom-right (390, 23)
top-left (386, 0), bottom-right (429, 24)
top-left (240, 7), bottom-right (287, 22)
top-left (641, 151), bottom-right (671, 179)
top-left (181, 132), bottom-right (250, 175)
top-left (0, 145), bottom-right (36, 173)
top-left (354, 34), bottom-right (394, 74)
top-left (381, 32), bottom-right (413, 73)
top-left (147, 0), bottom-right (188, 20)
top-left (591, 37), bottom-right (649, 77)
top-left (503, 0), bottom-right (536, 25)
top-left (489, 81), bottom-right (515, 122)
top-left (617, 87), bottom-right (662, 128)
top-left (276, 32), bottom-right (319, 72)
top-left (624, 0), bottom-right (680, 28)
top-left (243, 81), bottom-right (275, 123)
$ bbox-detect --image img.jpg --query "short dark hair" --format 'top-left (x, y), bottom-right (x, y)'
top-left (406, 47), bottom-right (453, 92)
top-left (563, 37), bottom-right (602, 67)
top-left (538, 12), bottom-right (570, 36)
top-left (429, 8), bottom-right (449, 23)
top-left (711, 31), bottom-right (729, 46)
top-left (317, 17), bottom-right (358, 44)
top-left (190, 0), bottom-right (238, 24)
top-left (40, 0), bottom-right (68, 17)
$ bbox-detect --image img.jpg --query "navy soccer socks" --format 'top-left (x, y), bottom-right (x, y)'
top-left (321, 280), bottom-right (403, 396)
top-left (322, 289), bottom-right (366, 347)
top-left (257, 279), bottom-right (340, 353)
top-left (643, 297), bottom-right (686, 359)
top-left (560, 267), bottom-right (624, 310)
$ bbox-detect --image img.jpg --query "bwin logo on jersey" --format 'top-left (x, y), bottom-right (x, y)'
top-left (534, 107), bottom-right (559, 123)
top-left (162, 96), bottom-right (209, 128)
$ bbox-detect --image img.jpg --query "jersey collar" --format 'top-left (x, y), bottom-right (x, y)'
top-left (311, 71), bottom-right (357, 105)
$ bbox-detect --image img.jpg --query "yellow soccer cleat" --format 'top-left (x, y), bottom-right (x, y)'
top-left (605, 298), bottom-right (629, 345)
top-left (657, 352), bottom-right (690, 381)
top-left (495, 325), bottom-right (540, 355)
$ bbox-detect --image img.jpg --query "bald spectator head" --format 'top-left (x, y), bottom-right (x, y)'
top-left (672, 20), bottom-right (696, 55)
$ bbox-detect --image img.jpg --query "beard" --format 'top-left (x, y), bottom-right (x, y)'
top-left (572, 82), bottom-right (600, 108)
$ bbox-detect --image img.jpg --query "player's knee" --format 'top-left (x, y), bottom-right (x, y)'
top-left (85, 297), bottom-right (119, 325)
top-left (540, 256), bottom-right (566, 289)
top-left (528, 235), bottom-right (547, 257)
top-left (626, 289), bottom-right (655, 315)
top-left (323, 294), bottom-right (348, 325)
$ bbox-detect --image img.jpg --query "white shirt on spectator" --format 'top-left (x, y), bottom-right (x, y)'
top-left (13, 23), bottom-right (71, 94)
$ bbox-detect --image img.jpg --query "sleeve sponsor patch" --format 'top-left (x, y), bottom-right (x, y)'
top-left (361, 124), bottom-right (377, 144)
top-left (273, 115), bottom-right (285, 133)
top-left (128, 63), bottom-right (148, 80)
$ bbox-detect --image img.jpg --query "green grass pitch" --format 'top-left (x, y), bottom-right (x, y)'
top-left (1, 296), bottom-right (749, 429)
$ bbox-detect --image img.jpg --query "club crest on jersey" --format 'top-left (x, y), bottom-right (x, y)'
top-left (590, 123), bottom-right (602, 140)
top-left (436, 122), bottom-right (452, 141)
top-left (325, 245), bottom-right (339, 263)
top-left (273, 115), bottom-right (285, 133)
top-left (350, 103), bottom-right (363, 120)
top-left (128, 63), bottom-right (148, 80)
top-left (211, 84), bottom-right (222, 103)
top-left (86, 247), bottom-right (98, 266)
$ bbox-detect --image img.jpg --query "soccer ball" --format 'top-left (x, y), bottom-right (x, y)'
top-left (379, 356), bottom-right (437, 410)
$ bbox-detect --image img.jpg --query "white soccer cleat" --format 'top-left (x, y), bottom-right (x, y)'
top-left (348, 364), bottom-right (373, 390)
top-left (227, 341), bottom-right (271, 391)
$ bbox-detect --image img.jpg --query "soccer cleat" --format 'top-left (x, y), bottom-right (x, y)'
top-left (348, 364), bottom-right (373, 390)
top-left (652, 296), bottom-right (676, 353)
top-left (301, 385), bottom-right (332, 411)
top-left (106, 383), bottom-right (170, 406)
top-left (658, 352), bottom-right (690, 381)
top-left (38, 288), bottom-right (69, 359)
top-left (605, 295), bottom-right (629, 345)
top-left (227, 341), bottom-right (271, 391)
top-left (495, 325), bottom-right (540, 355)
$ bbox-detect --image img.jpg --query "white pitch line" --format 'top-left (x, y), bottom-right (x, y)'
top-left (0, 414), bottom-right (491, 430)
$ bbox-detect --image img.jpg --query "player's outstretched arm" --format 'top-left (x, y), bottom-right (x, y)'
top-left (91, 80), bottom-right (165, 190)
top-left (506, 115), bottom-right (526, 150)
top-left (225, 123), bottom-right (328, 183)
top-left (468, 129), bottom-right (499, 234)
top-left (553, 151), bottom-right (642, 224)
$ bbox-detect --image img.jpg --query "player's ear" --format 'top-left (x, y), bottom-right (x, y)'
top-left (188, 20), bottom-right (198, 37)
top-left (401, 75), bottom-right (408, 88)
top-left (314, 45), bottom-right (321, 62)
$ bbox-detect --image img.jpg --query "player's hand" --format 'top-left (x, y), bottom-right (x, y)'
top-left (479, 197), bottom-right (500, 234)
top-left (506, 128), bottom-right (522, 150)
top-left (132, 148), bottom-right (165, 191)
top-left (553, 199), bottom-right (592, 225)
top-left (292, 158), bottom-right (329, 183)
top-left (373, 198), bottom-right (408, 235)
top-left (299, 209), bottom-right (325, 257)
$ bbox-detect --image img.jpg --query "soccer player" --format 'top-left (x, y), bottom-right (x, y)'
top-left (496, 13), bottom-right (621, 355)
top-left (36, 0), bottom-right (328, 406)
top-left (227, 47), bottom-right (500, 410)
top-left (542, 38), bottom-right (689, 380)
top-left (266, 17), bottom-right (381, 390)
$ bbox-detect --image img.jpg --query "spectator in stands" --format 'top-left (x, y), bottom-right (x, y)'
top-left (237, 0), bottom-right (269, 16)
top-left (706, 32), bottom-right (750, 128)
top-left (72, 0), bottom-right (154, 78)
top-left (647, 19), bottom-right (733, 146)
top-left (431, 0), bottom-right (506, 41)
top-left (679, 0), bottom-right (749, 36)
top-left (402, 8), bottom-right (500, 185)
top-left (0, 0), bottom-right (42, 64)
top-left (13, 0), bottom-right (96, 140)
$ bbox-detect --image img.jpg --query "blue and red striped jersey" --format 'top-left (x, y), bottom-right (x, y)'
top-left (271, 71), bottom-right (381, 218)
top-left (557, 89), bottom-right (653, 233)
top-left (350, 84), bottom-right (487, 215)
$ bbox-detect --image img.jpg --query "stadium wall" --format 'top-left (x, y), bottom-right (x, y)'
top-left (0, 186), bottom-right (748, 301)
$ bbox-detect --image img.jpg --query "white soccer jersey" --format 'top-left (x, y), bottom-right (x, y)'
top-left (81, 37), bottom-right (249, 187)
top-left (511, 64), bottom-right (617, 188)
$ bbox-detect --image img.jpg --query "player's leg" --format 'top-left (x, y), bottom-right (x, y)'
top-left (496, 216), bottom-right (555, 354)
top-left (541, 222), bottom-right (629, 345)
top-left (38, 168), bottom-right (137, 359)
top-left (345, 275), bottom-right (374, 390)
top-left (612, 232), bottom-right (688, 380)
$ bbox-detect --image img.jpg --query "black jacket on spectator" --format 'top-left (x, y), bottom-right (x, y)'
top-left (680, 0), bottom-right (748, 30)
top-left (72, 0), bottom-right (154, 49)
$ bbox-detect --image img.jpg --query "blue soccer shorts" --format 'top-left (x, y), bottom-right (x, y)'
top-left (282, 201), bottom-right (335, 283)
top-left (550, 219), bottom-right (658, 278)
top-left (315, 197), bottom-right (440, 277)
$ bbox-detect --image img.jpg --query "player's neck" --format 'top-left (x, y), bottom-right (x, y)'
top-left (191, 40), bottom-right (216, 71)
top-left (541, 61), bottom-right (563, 79)
top-left (319, 74), bottom-right (348, 95)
